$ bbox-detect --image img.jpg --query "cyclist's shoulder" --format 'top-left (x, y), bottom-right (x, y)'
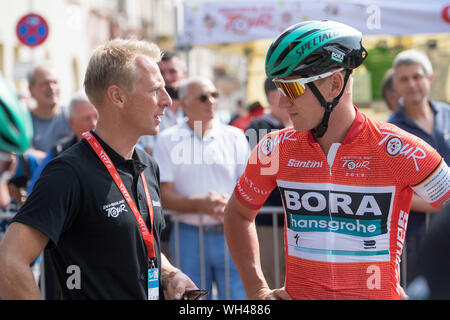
top-left (365, 118), bottom-right (443, 178)
top-left (365, 117), bottom-right (424, 144)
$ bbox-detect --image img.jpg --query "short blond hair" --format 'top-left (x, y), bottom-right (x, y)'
top-left (84, 38), bottom-right (161, 106)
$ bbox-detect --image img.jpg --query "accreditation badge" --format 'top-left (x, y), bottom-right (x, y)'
top-left (148, 267), bottom-right (159, 300)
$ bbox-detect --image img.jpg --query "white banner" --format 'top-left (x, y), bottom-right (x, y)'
top-left (181, 0), bottom-right (450, 46)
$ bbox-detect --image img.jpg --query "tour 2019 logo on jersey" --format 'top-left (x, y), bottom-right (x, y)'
top-left (278, 181), bottom-right (394, 237)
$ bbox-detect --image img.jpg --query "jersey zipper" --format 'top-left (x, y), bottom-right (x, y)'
top-left (326, 143), bottom-right (341, 299)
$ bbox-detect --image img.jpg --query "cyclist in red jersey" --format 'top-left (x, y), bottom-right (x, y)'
top-left (224, 20), bottom-right (449, 300)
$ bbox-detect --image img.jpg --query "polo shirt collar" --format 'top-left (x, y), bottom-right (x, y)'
top-left (389, 100), bottom-right (441, 142)
top-left (89, 130), bottom-right (147, 171)
top-left (394, 99), bottom-right (437, 121)
top-left (180, 119), bottom-right (221, 141)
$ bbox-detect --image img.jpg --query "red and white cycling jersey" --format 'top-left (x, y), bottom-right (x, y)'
top-left (234, 109), bottom-right (449, 300)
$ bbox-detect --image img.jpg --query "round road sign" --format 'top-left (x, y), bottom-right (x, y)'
top-left (16, 13), bottom-right (49, 47)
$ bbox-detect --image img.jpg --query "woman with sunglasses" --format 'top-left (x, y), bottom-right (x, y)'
top-left (224, 20), bottom-right (449, 300)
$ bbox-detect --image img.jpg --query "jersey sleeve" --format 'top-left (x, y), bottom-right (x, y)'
top-left (411, 159), bottom-right (449, 209)
top-left (379, 126), bottom-right (449, 209)
top-left (234, 132), bottom-right (279, 210)
top-left (12, 159), bottom-right (81, 246)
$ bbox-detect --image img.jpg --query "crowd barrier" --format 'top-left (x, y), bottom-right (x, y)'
top-left (0, 207), bottom-right (432, 299)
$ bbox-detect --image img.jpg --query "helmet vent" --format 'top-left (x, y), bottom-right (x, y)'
top-left (0, 133), bottom-right (15, 148)
top-left (271, 66), bottom-right (289, 77)
top-left (303, 53), bottom-right (322, 65)
top-left (274, 46), bottom-right (292, 69)
top-left (266, 28), bottom-right (297, 62)
top-left (294, 29), bottom-right (318, 41)
top-left (0, 99), bottom-right (18, 131)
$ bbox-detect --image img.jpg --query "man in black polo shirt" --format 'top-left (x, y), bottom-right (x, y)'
top-left (0, 39), bottom-right (197, 299)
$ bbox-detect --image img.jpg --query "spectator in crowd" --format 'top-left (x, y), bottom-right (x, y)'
top-left (228, 99), bottom-right (246, 125)
top-left (0, 153), bottom-right (15, 209)
top-left (245, 78), bottom-right (292, 289)
top-left (381, 68), bottom-right (401, 113)
top-left (139, 50), bottom-right (187, 155)
top-left (230, 101), bottom-right (264, 131)
top-left (28, 92), bottom-right (98, 193)
top-left (159, 51), bottom-right (188, 91)
top-left (0, 38), bottom-right (196, 300)
top-left (0, 70), bottom-right (33, 240)
top-left (388, 49), bottom-right (450, 286)
top-left (7, 153), bottom-right (40, 208)
top-left (153, 76), bottom-right (249, 300)
top-left (246, 78), bottom-right (292, 150)
top-left (27, 65), bottom-right (72, 159)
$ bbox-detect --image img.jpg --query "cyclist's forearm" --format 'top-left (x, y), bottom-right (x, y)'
top-left (224, 204), bottom-right (269, 299)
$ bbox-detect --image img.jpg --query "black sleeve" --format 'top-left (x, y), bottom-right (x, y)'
top-left (12, 159), bottom-right (81, 246)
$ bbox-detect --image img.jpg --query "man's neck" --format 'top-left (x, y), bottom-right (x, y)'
top-left (403, 99), bottom-right (433, 121)
top-left (187, 119), bottom-right (213, 138)
top-left (403, 99), bottom-right (434, 135)
top-left (315, 102), bottom-right (356, 156)
top-left (94, 121), bottom-right (138, 160)
top-left (32, 104), bottom-right (60, 120)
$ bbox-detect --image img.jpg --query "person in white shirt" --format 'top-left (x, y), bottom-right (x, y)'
top-left (153, 76), bottom-right (249, 299)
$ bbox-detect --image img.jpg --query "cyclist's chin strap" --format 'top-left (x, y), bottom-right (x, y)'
top-left (308, 69), bottom-right (353, 138)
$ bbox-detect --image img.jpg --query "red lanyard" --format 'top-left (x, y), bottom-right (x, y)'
top-left (83, 132), bottom-right (155, 259)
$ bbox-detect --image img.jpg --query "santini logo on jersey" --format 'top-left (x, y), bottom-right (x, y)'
top-left (288, 159), bottom-right (324, 168)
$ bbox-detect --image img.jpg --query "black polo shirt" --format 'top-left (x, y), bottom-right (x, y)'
top-left (13, 131), bottom-right (165, 299)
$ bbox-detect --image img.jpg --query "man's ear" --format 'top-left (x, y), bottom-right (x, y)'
top-left (329, 71), bottom-right (345, 100)
top-left (106, 85), bottom-right (126, 108)
top-left (28, 84), bottom-right (35, 98)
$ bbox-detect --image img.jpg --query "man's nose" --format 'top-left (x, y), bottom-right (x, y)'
top-left (160, 89), bottom-right (172, 109)
top-left (278, 94), bottom-right (293, 108)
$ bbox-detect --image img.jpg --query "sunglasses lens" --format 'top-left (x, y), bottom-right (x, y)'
top-left (198, 92), bottom-right (219, 102)
top-left (274, 81), bottom-right (306, 99)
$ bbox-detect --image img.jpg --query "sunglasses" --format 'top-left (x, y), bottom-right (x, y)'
top-left (198, 91), bottom-right (219, 102)
top-left (273, 68), bottom-right (344, 99)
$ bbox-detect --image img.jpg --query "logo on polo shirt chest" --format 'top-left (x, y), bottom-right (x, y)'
top-left (102, 199), bottom-right (128, 218)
